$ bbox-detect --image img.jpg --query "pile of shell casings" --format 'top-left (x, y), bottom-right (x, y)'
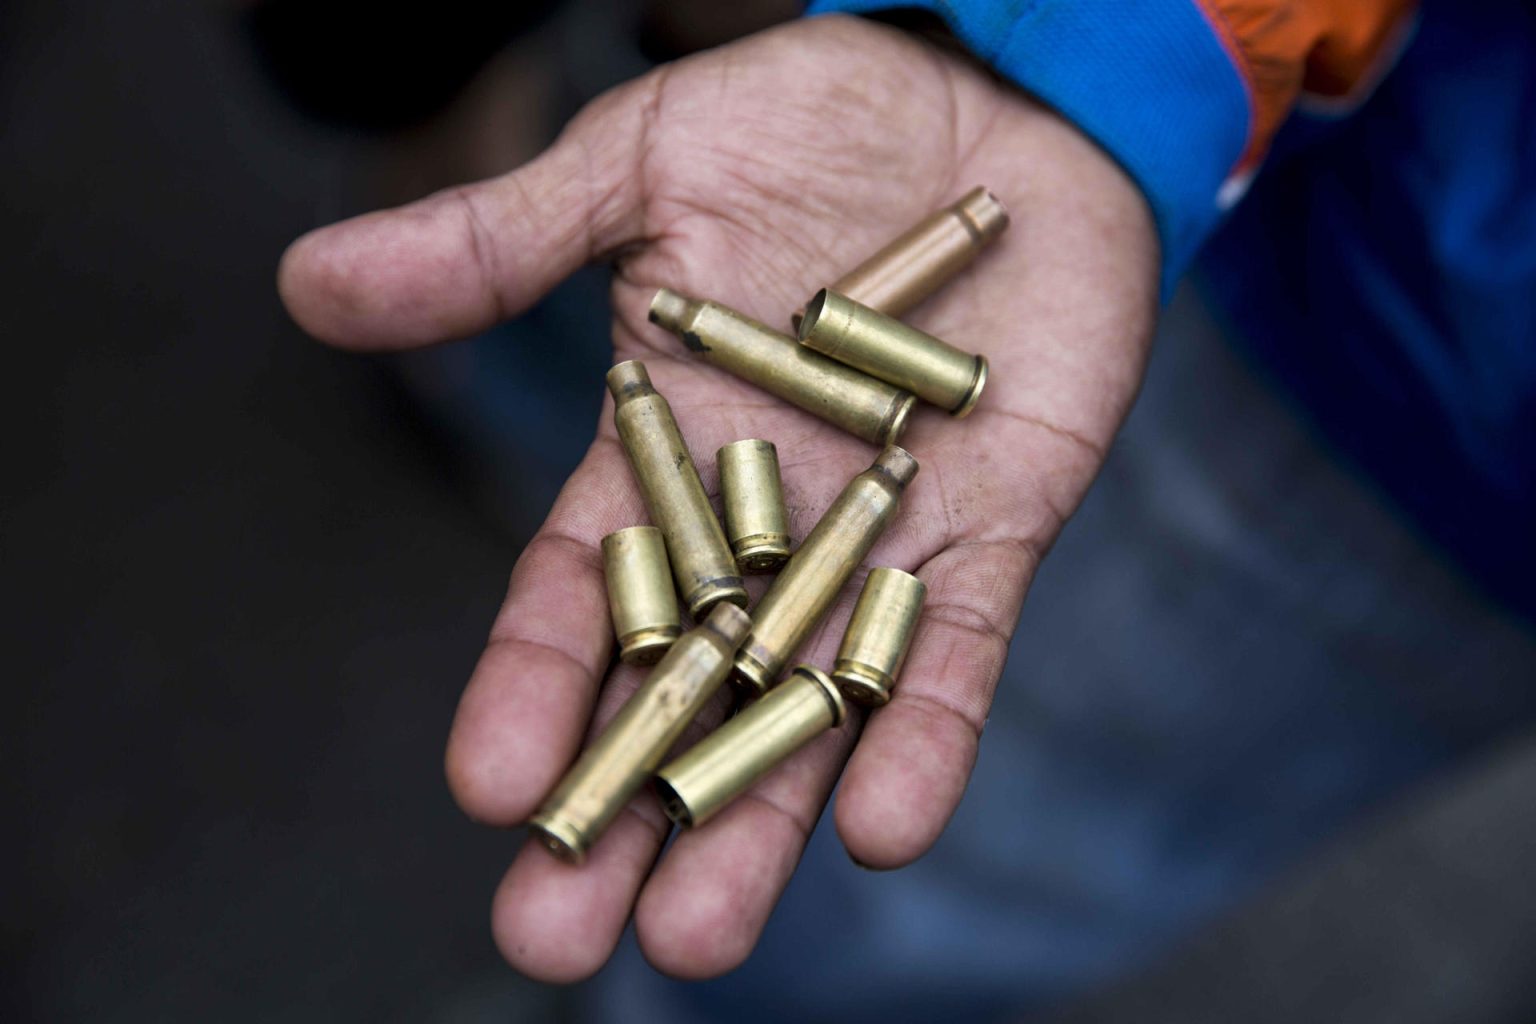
top-left (529, 188), bottom-right (1008, 864)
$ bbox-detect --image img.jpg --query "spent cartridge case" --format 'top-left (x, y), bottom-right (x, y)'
top-left (833, 567), bottom-right (926, 707)
top-left (602, 526), bottom-right (682, 666)
top-left (732, 446), bottom-right (918, 695)
top-left (528, 602), bottom-right (752, 864)
top-left (792, 186), bottom-right (1008, 328)
top-left (648, 289), bottom-right (915, 446)
top-left (718, 439), bottom-right (791, 573)
top-left (608, 360), bottom-right (747, 618)
top-left (799, 289), bottom-right (988, 418)
top-left (655, 665), bottom-right (847, 829)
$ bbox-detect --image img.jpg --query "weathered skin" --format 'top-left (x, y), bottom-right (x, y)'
top-left (278, 14), bottom-right (1158, 985)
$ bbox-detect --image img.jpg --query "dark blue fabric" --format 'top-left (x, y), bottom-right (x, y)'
top-left (1201, 0), bottom-right (1536, 623)
top-left (806, 0), bottom-right (1251, 299)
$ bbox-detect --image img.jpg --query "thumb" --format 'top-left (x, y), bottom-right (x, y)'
top-left (277, 77), bottom-right (653, 350)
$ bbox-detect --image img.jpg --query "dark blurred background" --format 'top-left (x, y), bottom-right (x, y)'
top-left (8, 2), bottom-right (1536, 1022)
top-left (4, 1), bottom-right (583, 1019)
top-left (5, 2), bottom-right (805, 1019)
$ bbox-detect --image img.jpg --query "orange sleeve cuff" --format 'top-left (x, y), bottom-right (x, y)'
top-left (1194, 0), bottom-right (1418, 170)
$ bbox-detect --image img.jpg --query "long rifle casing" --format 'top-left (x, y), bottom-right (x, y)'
top-left (792, 186), bottom-right (1008, 328)
top-left (602, 526), bottom-right (681, 666)
top-left (732, 446), bottom-right (918, 695)
top-left (528, 602), bottom-right (752, 864)
top-left (608, 360), bottom-right (747, 618)
top-left (718, 439), bottom-right (791, 573)
top-left (833, 567), bottom-right (926, 707)
top-left (800, 289), bottom-right (988, 418)
top-left (655, 665), bottom-right (847, 829)
top-left (648, 289), bottom-right (914, 446)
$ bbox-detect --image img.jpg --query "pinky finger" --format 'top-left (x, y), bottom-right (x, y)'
top-left (833, 538), bottom-right (1033, 869)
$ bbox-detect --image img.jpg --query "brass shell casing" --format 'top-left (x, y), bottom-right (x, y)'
top-left (800, 289), bottom-right (988, 418)
top-left (731, 446), bottom-right (919, 696)
top-left (718, 439), bottom-right (791, 573)
top-left (655, 665), bottom-right (847, 829)
top-left (833, 567), bottom-right (926, 707)
top-left (607, 361), bottom-right (747, 618)
top-left (528, 602), bottom-right (752, 864)
top-left (602, 526), bottom-right (682, 665)
top-left (792, 186), bottom-right (1009, 328)
top-left (648, 289), bottom-right (915, 447)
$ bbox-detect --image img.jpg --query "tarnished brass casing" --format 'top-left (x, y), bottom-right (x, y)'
top-left (732, 446), bottom-right (919, 695)
top-left (602, 526), bottom-right (681, 665)
top-left (607, 360), bottom-right (747, 618)
top-left (655, 665), bottom-right (847, 829)
top-left (648, 289), bottom-right (914, 446)
top-left (793, 186), bottom-right (1008, 328)
top-left (528, 602), bottom-right (751, 864)
top-left (800, 289), bottom-right (988, 418)
top-left (718, 439), bottom-right (791, 573)
top-left (833, 567), bottom-right (926, 707)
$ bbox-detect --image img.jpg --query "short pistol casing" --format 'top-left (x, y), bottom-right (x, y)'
top-left (602, 526), bottom-right (681, 666)
top-left (833, 567), bottom-right (926, 707)
top-left (718, 439), bottom-right (791, 573)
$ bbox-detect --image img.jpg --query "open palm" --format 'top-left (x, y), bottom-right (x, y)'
top-left (280, 14), bottom-right (1158, 981)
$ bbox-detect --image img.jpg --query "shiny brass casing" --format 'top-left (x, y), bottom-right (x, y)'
top-left (718, 439), bottom-right (791, 573)
top-left (655, 665), bottom-right (847, 829)
top-left (833, 567), bottom-right (926, 706)
top-left (731, 446), bottom-right (919, 695)
top-left (792, 186), bottom-right (1008, 328)
top-left (528, 602), bottom-right (752, 864)
top-left (602, 526), bottom-right (682, 665)
top-left (648, 289), bottom-right (915, 446)
top-left (607, 360), bottom-right (747, 618)
top-left (799, 288), bottom-right (988, 418)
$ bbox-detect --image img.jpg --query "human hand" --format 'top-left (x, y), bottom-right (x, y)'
top-left (278, 14), bottom-right (1158, 981)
